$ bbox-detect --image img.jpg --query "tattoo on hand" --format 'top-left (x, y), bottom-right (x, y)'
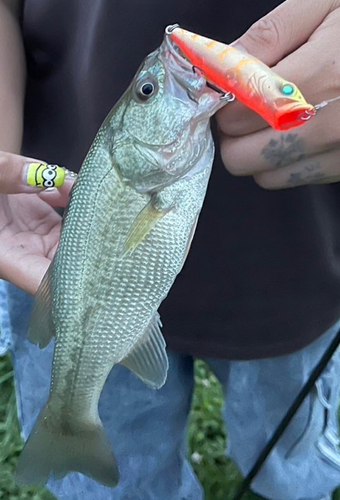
top-left (287, 162), bottom-right (325, 186)
top-left (261, 134), bottom-right (306, 168)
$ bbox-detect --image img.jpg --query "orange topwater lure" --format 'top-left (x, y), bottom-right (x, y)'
top-left (167, 25), bottom-right (316, 131)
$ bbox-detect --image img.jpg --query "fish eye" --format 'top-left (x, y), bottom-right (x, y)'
top-left (141, 83), bottom-right (154, 95)
top-left (134, 75), bottom-right (158, 102)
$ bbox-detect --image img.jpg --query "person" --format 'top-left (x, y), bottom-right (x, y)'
top-left (0, 0), bottom-right (340, 499)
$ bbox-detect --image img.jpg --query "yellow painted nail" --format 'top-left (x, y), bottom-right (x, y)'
top-left (26, 163), bottom-right (66, 188)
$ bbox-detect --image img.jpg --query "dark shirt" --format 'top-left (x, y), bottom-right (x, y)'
top-left (21, 0), bottom-right (340, 359)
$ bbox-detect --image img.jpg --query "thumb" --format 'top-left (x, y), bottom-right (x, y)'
top-left (0, 151), bottom-right (72, 194)
top-left (234, 0), bottom-right (335, 65)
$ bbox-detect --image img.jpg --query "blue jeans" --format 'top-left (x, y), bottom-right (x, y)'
top-left (0, 280), bottom-right (339, 500)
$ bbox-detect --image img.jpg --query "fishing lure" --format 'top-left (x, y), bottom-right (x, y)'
top-left (167, 25), bottom-right (316, 131)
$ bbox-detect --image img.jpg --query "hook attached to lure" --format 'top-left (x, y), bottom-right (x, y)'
top-left (299, 95), bottom-right (340, 122)
top-left (166, 25), bottom-right (317, 131)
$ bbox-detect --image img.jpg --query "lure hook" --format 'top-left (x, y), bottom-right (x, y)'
top-left (299, 108), bottom-right (317, 121)
top-left (220, 91), bottom-right (236, 103)
top-left (192, 65), bottom-right (204, 76)
top-left (205, 80), bottom-right (235, 102)
top-left (165, 24), bottom-right (180, 35)
top-left (301, 94), bottom-right (340, 121)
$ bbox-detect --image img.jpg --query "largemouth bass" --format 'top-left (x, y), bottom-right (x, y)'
top-left (15, 27), bottom-right (225, 487)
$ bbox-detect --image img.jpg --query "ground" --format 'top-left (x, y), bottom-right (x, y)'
top-left (0, 356), bottom-right (339, 500)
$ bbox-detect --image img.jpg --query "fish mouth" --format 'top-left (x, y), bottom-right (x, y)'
top-left (163, 25), bottom-right (194, 70)
top-left (273, 101), bottom-right (316, 130)
top-left (161, 30), bottom-right (224, 113)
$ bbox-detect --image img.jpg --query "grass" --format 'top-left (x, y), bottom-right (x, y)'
top-left (0, 355), bottom-right (339, 500)
top-left (188, 361), bottom-right (263, 500)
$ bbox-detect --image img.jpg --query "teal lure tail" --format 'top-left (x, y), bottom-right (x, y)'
top-left (15, 403), bottom-right (119, 487)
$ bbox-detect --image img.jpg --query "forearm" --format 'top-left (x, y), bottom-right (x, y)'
top-left (0, 0), bottom-right (25, 153)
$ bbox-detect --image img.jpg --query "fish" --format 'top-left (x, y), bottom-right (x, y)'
top-left (169, 25), bottom-right (316, 131)
top-left (15, 27), bottom-right (225, 487)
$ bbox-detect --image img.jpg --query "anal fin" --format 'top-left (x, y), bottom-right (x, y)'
top-left (120, 312), bottom-right (169, 389)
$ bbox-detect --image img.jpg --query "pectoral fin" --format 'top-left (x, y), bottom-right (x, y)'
top-left (124, 200), bottom-right (171, 255)
top-left (27, 266), bottom-right (55, 348)
top-left (120, 312), bottom-right (168, 389)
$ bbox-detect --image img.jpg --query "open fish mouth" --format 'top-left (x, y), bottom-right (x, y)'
top-left (161, 26), bottom-right (224, 107)
top-left (163, 24), bottom-right (193, 68)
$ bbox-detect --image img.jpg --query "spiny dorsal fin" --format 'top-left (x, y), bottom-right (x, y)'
top-left (27, 266), bottom-right (55, 348)
top-left (120, 312), bottom-right (168, 389)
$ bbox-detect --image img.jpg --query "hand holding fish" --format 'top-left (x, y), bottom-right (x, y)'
top-left (0, 151), bottom-right (75, 294)
top-left (217, 0), bottom-right (340, 188)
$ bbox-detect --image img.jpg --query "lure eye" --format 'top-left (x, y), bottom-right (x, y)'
top-left (281, 83), bottom-right (295, 96)
top-left (134, 75), bottom-right (158, 102)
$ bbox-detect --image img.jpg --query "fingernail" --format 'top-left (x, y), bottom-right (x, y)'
top-left (25, 163), bottom-right (67, 188)
top-left (63, 168), bottom-right (78, 181)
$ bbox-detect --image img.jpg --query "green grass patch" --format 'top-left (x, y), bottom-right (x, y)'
top-left (0, 355), bottom-right (339, 499)
top-left (188, 360), bottom-right (263, 500)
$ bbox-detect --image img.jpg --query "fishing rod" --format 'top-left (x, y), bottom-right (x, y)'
top-left (232, 326), bottom-right (340, 500)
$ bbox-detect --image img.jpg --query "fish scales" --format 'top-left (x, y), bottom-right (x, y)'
top-left (49, 182), bottom-right (207, 426)
top-left (52, 160), bottom-right (211, 414)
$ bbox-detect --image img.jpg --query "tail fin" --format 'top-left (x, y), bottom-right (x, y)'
top-left (15, 404), bottom-right (119, 487)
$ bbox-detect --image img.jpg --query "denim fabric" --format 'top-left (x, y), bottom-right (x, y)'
top-left (207, 321), bottom-right (340, 500)
top-left (0, 279), bottom-right (340, 500)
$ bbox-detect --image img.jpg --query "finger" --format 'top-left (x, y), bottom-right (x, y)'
top-left (38, 177), bottom-right (76, 207)
top-left (219, 25), bottom-right (340, 137)
top-left (234, 0), bottom-right (336, 65)
top-left (218, 0), bottom-right (340, 137)
top-left (1, 254), bottom-right (51, 295)
top-left (221, 129), bottom-right (308, 176)
top-left (216, 102), bottom-right (269, 138)
top-left (253, 150), bottom-right (340, 189)
top-left (0, 151), bottom-right (76, 194)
